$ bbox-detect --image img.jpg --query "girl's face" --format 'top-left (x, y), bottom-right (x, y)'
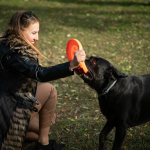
top-left (22, 22), bottom-right (39, 45)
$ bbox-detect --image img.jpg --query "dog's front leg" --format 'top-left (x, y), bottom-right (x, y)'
top-left (99, 121), bottom-right (114, 150)
top-left (112, 125), bottom-right (127, 150)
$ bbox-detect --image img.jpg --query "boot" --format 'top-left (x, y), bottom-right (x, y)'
top-left (35, 139), bottom-right (65, 150)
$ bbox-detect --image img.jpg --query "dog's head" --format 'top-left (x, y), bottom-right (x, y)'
top-left (75, 56), bottom-right (127, 92)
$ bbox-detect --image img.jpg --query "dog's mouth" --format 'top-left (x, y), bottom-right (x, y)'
top-left (75, 64), bottom-right (94, 81)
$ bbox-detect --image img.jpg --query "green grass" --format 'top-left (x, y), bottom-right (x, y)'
top-left (0, 0), bottom-right (150, 149)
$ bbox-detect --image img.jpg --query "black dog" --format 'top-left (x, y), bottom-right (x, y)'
top-left (75, 56), bottom-right (150, 150)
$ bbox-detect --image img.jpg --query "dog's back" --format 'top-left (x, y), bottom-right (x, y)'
top-left (133, 74), bottom-right (150, 124)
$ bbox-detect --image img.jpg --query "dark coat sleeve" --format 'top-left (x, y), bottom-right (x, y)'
top-left (2, 51), bottom-right (74, 82)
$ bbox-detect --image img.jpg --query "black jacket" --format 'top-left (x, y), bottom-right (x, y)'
top-left (0, 32), bottom-right (74, 149)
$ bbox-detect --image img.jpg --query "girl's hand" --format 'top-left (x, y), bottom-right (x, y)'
top-left (69, 48), bottom-right (86, 70)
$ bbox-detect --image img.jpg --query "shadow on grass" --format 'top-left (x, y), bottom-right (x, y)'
top-left (46, 0), bottom-right (150, 6)
top-left (0, 3), bottom-right (149, 33)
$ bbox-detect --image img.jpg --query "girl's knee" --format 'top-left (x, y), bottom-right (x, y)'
top-left (44, 83), bottom-right (57, 96)
top-left (43, 83), bottom-right (57, 93)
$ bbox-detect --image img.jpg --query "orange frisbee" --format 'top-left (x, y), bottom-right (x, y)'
top-left (66, 39), bottom-right (88, 73)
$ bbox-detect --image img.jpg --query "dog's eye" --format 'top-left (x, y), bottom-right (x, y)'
top-left (92, 60), bottom-right (96, 64)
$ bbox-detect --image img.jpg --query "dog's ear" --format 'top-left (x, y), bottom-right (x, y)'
top-left (105, 66), bottom-right (127, 79)
top-left (111, 66), bottom-right (127, 78)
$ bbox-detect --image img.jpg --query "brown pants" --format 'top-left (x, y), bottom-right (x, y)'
top-left (26, 83), bottom-right (57, 141)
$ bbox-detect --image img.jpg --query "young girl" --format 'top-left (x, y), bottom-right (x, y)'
top-left (0, 11), bottom-right (86, 150)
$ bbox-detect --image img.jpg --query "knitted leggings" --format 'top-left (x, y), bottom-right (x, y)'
top-left (26, 83), bottom-right (57, 141)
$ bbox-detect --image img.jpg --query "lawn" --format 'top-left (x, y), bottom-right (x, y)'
top-left (0, 0), bottom-right (150, 149)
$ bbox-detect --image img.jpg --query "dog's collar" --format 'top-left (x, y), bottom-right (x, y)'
top-left (100, 80), bottom-right (117, 96)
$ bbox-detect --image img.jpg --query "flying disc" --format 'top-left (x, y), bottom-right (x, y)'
top-left (66, 39), bottom-right (88, 73)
